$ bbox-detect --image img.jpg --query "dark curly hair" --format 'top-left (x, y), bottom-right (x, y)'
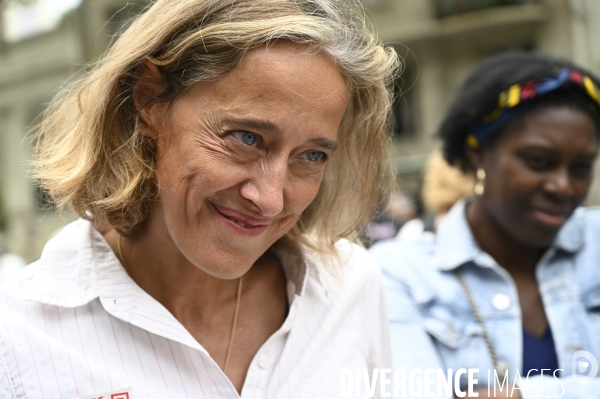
top-left (439, 51), bottom-right (600, 171)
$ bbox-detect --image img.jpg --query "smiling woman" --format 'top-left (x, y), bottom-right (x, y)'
top-left (0, 1), bottom-right (398, 398)
top-left (136, 42), bottom-right (351, 280)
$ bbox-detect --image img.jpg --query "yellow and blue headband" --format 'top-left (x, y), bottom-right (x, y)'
top-left (466, 68), bottom-right (600, 149)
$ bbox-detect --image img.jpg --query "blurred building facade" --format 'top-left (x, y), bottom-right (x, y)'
top-left (0, 0), bottom-right (150, 261)
top-left (368, 0), bottom-right (600, 199)
top-left (0, 0), bottom-right (599, 261)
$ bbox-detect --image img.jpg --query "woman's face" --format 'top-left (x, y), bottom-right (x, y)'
top-left (142, 42), bottom-right (349, 279)
top-left (477, 107), bottom-right (598, 248)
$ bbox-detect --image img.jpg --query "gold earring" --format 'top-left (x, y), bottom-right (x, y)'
top-left (474, 168), bottom-right (486, 196)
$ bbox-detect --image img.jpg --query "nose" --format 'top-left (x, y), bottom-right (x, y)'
top-left (544, 167), bottom-right (574, 201)
top-left (239, 160), bottom-right (287, 217)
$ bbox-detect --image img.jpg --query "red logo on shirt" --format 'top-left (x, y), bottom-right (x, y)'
top-left (77, 387), bottom-right (131, 399)
top-left (91, 394), bottom-right (129, 399)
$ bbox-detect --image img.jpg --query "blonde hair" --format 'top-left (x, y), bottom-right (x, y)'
top-left (422, 151), bottom-right (475, 214)
top-left (33, 0), bottom-right (399, 253)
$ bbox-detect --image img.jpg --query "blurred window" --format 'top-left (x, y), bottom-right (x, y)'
top-left (392, 63), bottom-right (418, 139)
top-left (1, 0), bottom-right (82, 43)
top-left (26, 101), bottom-right (54, 210)
top-left (432, 0), bottom-right (540, 19)
top-left (104, 2), bottom-right (150, 40)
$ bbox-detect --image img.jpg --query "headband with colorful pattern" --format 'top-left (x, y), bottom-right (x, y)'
top-left (466, 68), bottom-right (600, 149)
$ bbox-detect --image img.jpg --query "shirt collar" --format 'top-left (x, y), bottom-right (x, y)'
top-left (554, 207), bottom-right (586, 253)
top-left (270, 241), bottom-right (308, 303)
top-left (25, 219), bottom-right (129, 307)
top-left (27, 218), bottom-right (319, 301)
top-left (434, 200), bottom-right (585, 271)
top-left (25, 219), bottom-right (323, 345)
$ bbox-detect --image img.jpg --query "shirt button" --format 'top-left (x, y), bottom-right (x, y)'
top-left (492, 294), bottom-right (511, 311)
top-left (258, 353), bottom-right (271, 369)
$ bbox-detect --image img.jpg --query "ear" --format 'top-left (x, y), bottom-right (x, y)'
top-left (133, 60), bottom-right (166, 137)
top-left (467, 146), bottom-right (485, 171)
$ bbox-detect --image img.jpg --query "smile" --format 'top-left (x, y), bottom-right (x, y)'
top-left (224, 216), bottom-right (254, 228)
top-left (211, 203), bottom-right (272, 236)
top-left (531, 209), bottom-right (568, 228)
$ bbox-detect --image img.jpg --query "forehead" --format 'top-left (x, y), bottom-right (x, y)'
top-left (212, 41), bottom-right (349, 110)
top-left (173, 41), bottom-right (350, 136)
top-left (496, 107), bottom-right (598, 154)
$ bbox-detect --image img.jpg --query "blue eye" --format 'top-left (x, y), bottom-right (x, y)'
top-left (232, 131), bottom-right (258, 146)
top-left (305, 151), bottom-right (327, 162)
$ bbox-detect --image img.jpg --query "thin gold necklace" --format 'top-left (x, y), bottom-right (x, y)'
top-left (117, 235), bottom-right (243, 375)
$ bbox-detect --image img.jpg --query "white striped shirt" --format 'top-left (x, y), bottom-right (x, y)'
top-left (0, 219), bottom-right (390, 398)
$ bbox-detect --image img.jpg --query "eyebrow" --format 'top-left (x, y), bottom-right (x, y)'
top-left (222, 115), bottom-right (339, 152)
top-left (307, 138), bottom-right (338, 152)
top-left (518, 145), bottom-right (598, 159)
top-left (223, 115), bottom-right (281, 134)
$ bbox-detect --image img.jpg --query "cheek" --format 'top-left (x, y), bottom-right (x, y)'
top-left (484, 161), bottom-right (538, 226)
top-left (488, 155), bottom-right (540, 201)
top-left (156, 139), bottom-right (245, 195)
top-left (284, 176), bottom-right (324, 215)
top-left (574, 176), bottom-right (594, 200)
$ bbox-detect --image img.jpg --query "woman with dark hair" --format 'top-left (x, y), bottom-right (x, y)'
top-left (371, 51), bottom-right (600, 398)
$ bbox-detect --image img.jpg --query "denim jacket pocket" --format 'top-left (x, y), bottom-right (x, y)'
top-left (423, 307), bottom-right (483, 349)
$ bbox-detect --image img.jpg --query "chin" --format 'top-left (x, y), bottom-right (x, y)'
top-left (515, 227), bottom-right (560, 249)
top-left (186, 244), bottom-right (259, 279)
top-left (199, 258), bottom-right (253, 280)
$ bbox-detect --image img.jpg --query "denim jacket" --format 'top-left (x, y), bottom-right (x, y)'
top-left (370, 201), bottom-right (600, 399)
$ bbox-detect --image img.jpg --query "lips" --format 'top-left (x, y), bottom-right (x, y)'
top-left (211, 203), bottom-right (272, 234)
top-left (531, 208), bottom-right (569, 228)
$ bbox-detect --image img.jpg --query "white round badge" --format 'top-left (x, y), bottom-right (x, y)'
top-left (492, 293), bottom-right (511, 311)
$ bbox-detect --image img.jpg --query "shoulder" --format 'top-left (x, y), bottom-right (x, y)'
top-left (369, 233), bottom-right (459, 309)
top-left (0, 254), bottom-right (30, 289)
top-left (370, 234), bottom-right (436, 263)
top-left (303, 239), bottom-right (383, 299)
top-left (580, 206), bottom-right (600, 230)
top-left (369, 234), bottom-right (437, 282)
top-left (0, 263), bottom-right (45, 372)
top-left (562, 206), bottom-right (600, 235)
top-left (334, 239), bottom-right (379, 272)
top-left (0, 261), bottom-right (37, 299)
top-left (565, 207), bottom-right (600, 257)
top-left (0, 261), bottom-right (44, 321)
top-left (567, 208), bottom-right (600, 293)
top-left (0, 218), bottom-right (94, 309)
top-left (328, 239), bottom-right (381, 280)
top-left (0, 253), bottom-right (26, 271)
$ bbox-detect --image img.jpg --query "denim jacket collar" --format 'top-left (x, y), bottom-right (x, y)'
top-left (434, 200), bottom-right (585, 271)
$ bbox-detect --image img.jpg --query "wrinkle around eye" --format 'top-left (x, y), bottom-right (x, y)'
top-left (183, 124), bottom-right (240, 165)
top-left (289, 159), bottom-right (328, 182)
top-left (222, 133), bottom-right (264, 163)
top-left (231, 130), bottom-right (260, 146)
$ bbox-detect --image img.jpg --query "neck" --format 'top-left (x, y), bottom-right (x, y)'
top-left (466, 199), bottom-right (544, 277)
top-left (106, 216), bottom-right (244, 326)
top-left (104, 206), bottom-right (289, 391)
